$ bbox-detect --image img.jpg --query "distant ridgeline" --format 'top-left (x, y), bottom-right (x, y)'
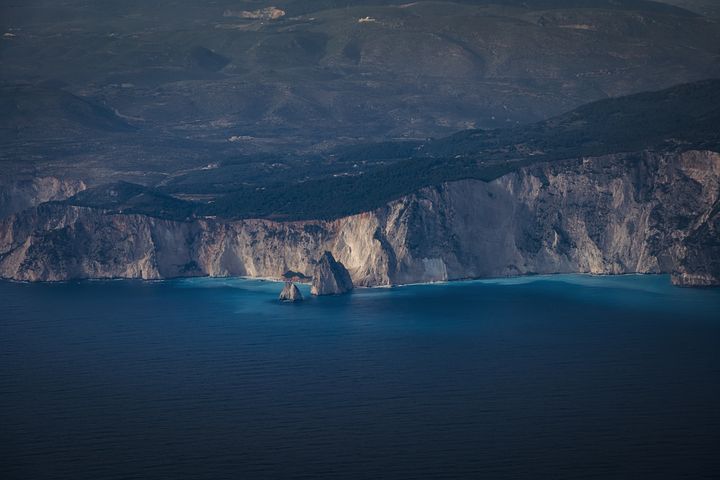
top-left (65, 79), bottom-right (720, 221)
top-left (253, 0), bottom-right (702, 17)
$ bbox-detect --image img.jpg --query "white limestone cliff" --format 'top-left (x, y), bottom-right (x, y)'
top-left (1, 151), bottom-right (718, 286)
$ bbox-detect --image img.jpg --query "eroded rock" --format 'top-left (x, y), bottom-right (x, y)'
top-left (311, 252), bottom-right (353, 295)
top-left (279, 281), bottom-right (303, 302)
top-left (1, 151), bottom-right (719, 287)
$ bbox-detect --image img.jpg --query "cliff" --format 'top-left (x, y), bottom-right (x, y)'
top-left (0, 177), bottom-right (86, 219)
top-left (1, 151), bottom-right (718, 286)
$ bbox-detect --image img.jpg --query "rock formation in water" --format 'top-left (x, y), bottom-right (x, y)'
top-left (279, 282), bottom-right (303, 302)
top-left (0, 151), bottom-right (718, 286)
top-left (311, 252), bottom-right (354, 296)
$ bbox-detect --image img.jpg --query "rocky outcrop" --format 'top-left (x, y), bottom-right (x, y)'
top-left (279, 282), bottom-right (303, 302)
top-left (224, 7), bottom-right (285, 20)
top-left (1, 150), bottom-right (719, 286)
top-left (311, 252), bottom-right (353, 296)
top-left (0, 177), bottom-right (86, 219)
top-left (670, 197), bottom-right (720, 286)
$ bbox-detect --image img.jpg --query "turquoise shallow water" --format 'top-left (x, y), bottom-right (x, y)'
top-left (1, 274), bottom-right (719, 479)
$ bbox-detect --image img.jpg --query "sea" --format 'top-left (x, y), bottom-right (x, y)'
top-left (1, 274), bottom-right (719, 479)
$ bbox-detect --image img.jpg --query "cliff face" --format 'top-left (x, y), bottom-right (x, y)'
top-left (1, 151), bottom-right (718, 286)
top-left (311, 252), bottom-right (354, 296)
top-left (328, 150), bottom-right (720, 287)
top-left (0, 177), bottom-right (86, 219)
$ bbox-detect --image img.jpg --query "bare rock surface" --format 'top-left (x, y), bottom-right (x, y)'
top-left (279, 282), bottom-right (303, 302)
top-left (1, 151), bottom-right (719, 286)
top-left (311, 252), bottom-right (353, 296)
top-left (0, 177), bottom-right (86, 220)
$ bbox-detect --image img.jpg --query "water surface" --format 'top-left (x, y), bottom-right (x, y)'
top-left (1, 275), bottom-right (719, 479)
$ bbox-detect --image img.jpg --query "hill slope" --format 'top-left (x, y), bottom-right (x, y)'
top-left (63, 79), bottom-right (720, 220)
top-left (2, 0), bottom-right (719, 173)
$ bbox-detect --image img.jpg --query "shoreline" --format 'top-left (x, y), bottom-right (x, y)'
top-left (0, 272), bottom-right (696, 289)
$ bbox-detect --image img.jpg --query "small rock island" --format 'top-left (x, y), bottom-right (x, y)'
top-left (279, 282), bottom-right (303, 302)
top-left (311, 251), bottom-right (354, 296)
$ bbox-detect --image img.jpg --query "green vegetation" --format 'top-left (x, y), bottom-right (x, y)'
top-left (64, 79), bottom-right (720, 221)
top-left (429, 79), bottom-right (720, 159)
top-left (199, 157), bottom-right (494, 220)
top-left (68, 182), bottom-right (195, 220)
top-left (204, 79), bottom-right (720, 220)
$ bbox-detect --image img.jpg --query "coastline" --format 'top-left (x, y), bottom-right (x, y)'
top-left (1, 272), bottom-right (701, 290)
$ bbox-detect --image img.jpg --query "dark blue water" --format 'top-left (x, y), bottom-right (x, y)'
top-left (1, 275), bottom-right (719, 479)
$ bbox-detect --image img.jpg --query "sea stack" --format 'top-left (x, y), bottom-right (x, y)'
top-left (279, 282), bottom-right (303, 302)
top-left (311, 251), bottom-right (354, 296)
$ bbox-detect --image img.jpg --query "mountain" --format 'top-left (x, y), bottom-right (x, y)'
top-left (1, 79), bottom-right (719, 286)
top-left (2, 0), bottom-right (720, 184)
top-left (656, 0), bottom-right (720, 17)
top-left (1, 1), bottom-right (720, 287)
top-left (0, 85), bottom-right (135, 137)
